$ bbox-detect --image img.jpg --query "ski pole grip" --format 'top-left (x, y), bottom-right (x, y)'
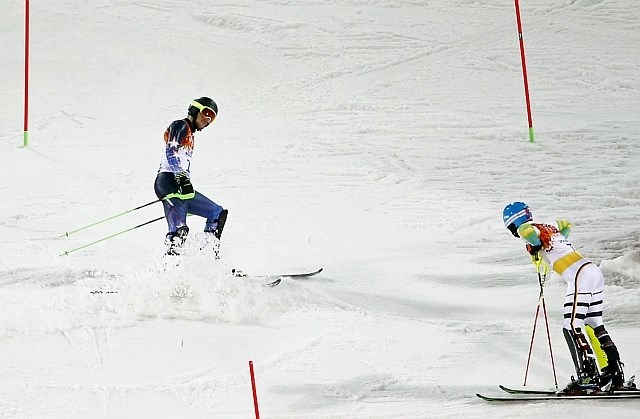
top-left (531, 254), bottom-right (542, 271)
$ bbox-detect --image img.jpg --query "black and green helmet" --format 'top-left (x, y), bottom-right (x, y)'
top-left (188, 97), bottom-right (218, 119)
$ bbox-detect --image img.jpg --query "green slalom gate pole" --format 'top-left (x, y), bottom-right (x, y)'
top-left (60, 216), bottom-right (165, 256)
top-left (60, 199), bottom-right (162, 238)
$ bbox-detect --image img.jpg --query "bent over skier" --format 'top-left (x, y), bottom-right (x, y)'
top-left (502, 202), bottom-right (628, 391)
top-left (154, 97), bottom-right (228, 255)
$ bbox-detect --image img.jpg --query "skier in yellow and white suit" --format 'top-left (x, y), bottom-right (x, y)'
top-left (503, 202), bottom-right (627, 391)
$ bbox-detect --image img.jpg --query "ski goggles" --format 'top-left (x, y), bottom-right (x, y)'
top-left (191, 100), bottom-right (217, 123)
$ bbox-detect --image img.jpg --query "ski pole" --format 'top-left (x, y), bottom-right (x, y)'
top-left (524, 256), bottom-right (544, 385)
top-left (60, 215), bottom-right (164, 256)
top-left (539, 262), bottom-right (558, 388)
top-left (523, 257), bottom-right (558, 388)
top-left (523, 270), bottom-right (542, 385)
top-left (60, 199), bottom-right (162, 237)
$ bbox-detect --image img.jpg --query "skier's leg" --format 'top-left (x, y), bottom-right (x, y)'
top-left (592, 325), bottom-right (625, 387)
top-left (563, 327), bottom-right (584, 377)
top-left (210, 209), bottom-right (228, 239)
top-left (583, 266), bottom-right (626, 387)
top-left (162, 198), bottom-right (189, 254)
top-left (186, 192), bottom-right (226, 257)
top-left (155, 172), bottom-right (189, 254)
top-left (563, 264), bottom-right (599, 383)
top-left (187, 192), bottom-right (226, 237)
top-left (563, 326), bottom-right (599, 382)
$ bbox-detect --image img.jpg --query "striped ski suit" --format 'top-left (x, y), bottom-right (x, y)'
top-left (517, 221), bottom-right (604, 333)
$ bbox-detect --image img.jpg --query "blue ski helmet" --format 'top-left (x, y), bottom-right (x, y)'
top-left (503, 202), bottom-right (533, 228)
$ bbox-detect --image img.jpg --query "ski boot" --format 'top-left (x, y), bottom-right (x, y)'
top-left (203, 209), bottom-right (228, 259)
top-left (598, 345), bottom-right (626, 389)
top-left (559, 374), bottom-right (601, 396)
top-left (599, 361), bottom-right (624, 389)
top-left (204, 209), bottom-right (227, 240)
top-left (165, 226), bottom-right (189, 255)
top-left (559, 355), bottom-right (602, 396)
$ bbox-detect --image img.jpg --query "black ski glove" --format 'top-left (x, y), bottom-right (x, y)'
top-left (175, 172), bottom-right (195, 198)
top-left (526, 243), bottom-right (543, 256)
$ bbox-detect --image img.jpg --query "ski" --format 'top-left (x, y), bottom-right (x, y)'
top-left (499, 384), bottom-right (640, 396)
top-left (264, 278), bottom-right (282, 287)
top-left (275, 267), bottom-right (324, 278)
top-left (232, 268), bottom-right (323, 280)
top-left (477, 392), bottom-right (640, 402)
top-left (231, 268), bottom-right (322, 288)
top-left (499, 376), bottom-right (639, 396)
top-left (499, 385), bottom-right (556, 395)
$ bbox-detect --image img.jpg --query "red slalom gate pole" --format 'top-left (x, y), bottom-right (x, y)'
top-left (24, 0), bottom-right (30, 147)
top-left (514, 0), bottom-right (535, 143)
top-left (249, 361), bottom-right (260, 419)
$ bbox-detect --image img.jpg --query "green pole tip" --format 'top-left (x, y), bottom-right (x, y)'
top-left (23, 131), bottom-right (29, 147)
top-left (528, 127), bottom-right (535, 143)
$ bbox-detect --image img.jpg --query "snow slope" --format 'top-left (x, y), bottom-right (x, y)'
top-left (1, 0), bottom-right (639, 417)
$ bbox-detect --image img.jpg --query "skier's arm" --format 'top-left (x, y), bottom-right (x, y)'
top-left (556, 219), bottom-right (571, 238)
top-left (162, 120), bottom-right (195, 200)
top-left (518, 222), bottom-right (542, 255)
top-left (164, 120), bottom-right (189, 175)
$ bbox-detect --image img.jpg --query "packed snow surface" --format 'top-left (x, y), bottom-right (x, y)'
top-left (1, 0), bottom-right (639, 417)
